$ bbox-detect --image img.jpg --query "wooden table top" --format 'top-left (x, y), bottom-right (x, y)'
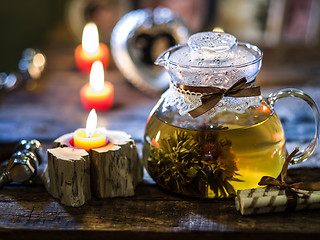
top-left (0, 46), bottom-right (320, 239)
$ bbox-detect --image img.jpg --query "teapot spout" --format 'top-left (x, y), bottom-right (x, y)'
top-left (155, 44), bottom-right (185, 67)
top-left (155, 50), bottom-right (170, 67)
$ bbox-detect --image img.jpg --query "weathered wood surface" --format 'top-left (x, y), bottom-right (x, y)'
top-left (0, 166), bottom-right (320, 240)
top-left (90, 131), bottom-right (142, 198)
top-left (0, 46), bottom-right (320, 239)
top-left (48, 131), bottom-right (142, 200)
top-left (44, 147), bottom-right (91, 207)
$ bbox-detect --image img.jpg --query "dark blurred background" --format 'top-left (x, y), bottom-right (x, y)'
top-left (0, 0), bottom-right (319, 84)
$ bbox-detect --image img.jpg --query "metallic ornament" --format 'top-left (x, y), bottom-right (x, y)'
top-left (0, 139), bottom-right (42, 188)
top-left (15, 139), bottom-right (43, 165)
top-left (111, 7), bottom-right (190, 94)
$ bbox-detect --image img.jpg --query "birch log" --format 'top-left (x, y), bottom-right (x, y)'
top-left (42, 147), bottom-right (91, 207)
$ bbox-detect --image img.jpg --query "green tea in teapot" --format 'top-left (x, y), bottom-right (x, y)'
top-left (143, 103), bottom-right (286, 198)
top-left (143, 31), bottom-right (319, 198)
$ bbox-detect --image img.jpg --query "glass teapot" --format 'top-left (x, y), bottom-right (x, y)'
top-left (143, 32), bottom-right (320, 198)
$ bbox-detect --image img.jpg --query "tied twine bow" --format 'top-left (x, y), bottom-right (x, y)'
top-left (258, 148), bottom-right (320, 198)
top-left (176, 77), bottom-right (261, 118)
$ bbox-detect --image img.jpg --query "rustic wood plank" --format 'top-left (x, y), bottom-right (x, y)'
top-left (0, 167), bottom-right (320, 240)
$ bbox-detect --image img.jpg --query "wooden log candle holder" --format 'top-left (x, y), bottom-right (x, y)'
top-left (42, 130), bottom-right (143, 207)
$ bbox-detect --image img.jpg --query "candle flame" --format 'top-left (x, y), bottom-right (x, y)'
top-left (86, 109), bottom-right (97, 138)
top-left (90, 61), bottom-right (104, 92)
top-left (82, 22), bottom-right (99, 55)
top-left (212, 27), bottom-right (225, 33)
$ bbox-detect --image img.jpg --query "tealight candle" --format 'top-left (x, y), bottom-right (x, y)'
top-left (80, 61), bottom-right (114, 110)
top-left (73, 109), bottom-right (108, 151)
top-left (75, 22), bottom-right (109, 73)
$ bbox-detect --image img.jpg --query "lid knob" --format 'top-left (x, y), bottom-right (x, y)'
top-left (187, 32), bottom-right (238, 53)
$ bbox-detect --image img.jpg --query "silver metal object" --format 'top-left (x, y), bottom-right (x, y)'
top-left (111, 7), bottom-right (190, 94)
top-left (0, 139), bottom-right (42, 188)
top-left (15, 139), bottom-right (43, 165)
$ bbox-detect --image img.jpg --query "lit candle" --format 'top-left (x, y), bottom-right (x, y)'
top-left (75, 22), bottom-right (109, 73)
top-left (73, 109), bottom-right (108, 151)
top-left (80, 61), bottom-right (114, 110)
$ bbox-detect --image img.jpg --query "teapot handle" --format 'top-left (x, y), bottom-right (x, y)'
top-left (267, 88), bottom-right (320, 164)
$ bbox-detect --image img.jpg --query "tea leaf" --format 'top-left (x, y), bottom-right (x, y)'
top-left (148, 128), bottom-right (241, 198)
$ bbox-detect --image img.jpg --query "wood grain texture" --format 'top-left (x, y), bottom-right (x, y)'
top-left (0, 168), bottom-right (320, 240)
top-left (44, 147), bottom-right (91, 207)
top-left (45, 131), bottom-right (143, 202)
top-left (90, 131), bottom-right (142, 198)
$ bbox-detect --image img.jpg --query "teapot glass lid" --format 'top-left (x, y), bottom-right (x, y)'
top-left (167, 32), bottom-right (262, 69)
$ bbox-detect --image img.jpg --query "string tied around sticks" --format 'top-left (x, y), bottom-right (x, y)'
top-left (176, 77), bottom-right (261, 118)
top-left (258, 147), bottom-right (320, 199)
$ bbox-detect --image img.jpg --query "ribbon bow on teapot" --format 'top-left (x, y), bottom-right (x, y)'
top-left (258, 148), bottom-right (320, 199)
top-left (176, 77), bottom-right (261, 118)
